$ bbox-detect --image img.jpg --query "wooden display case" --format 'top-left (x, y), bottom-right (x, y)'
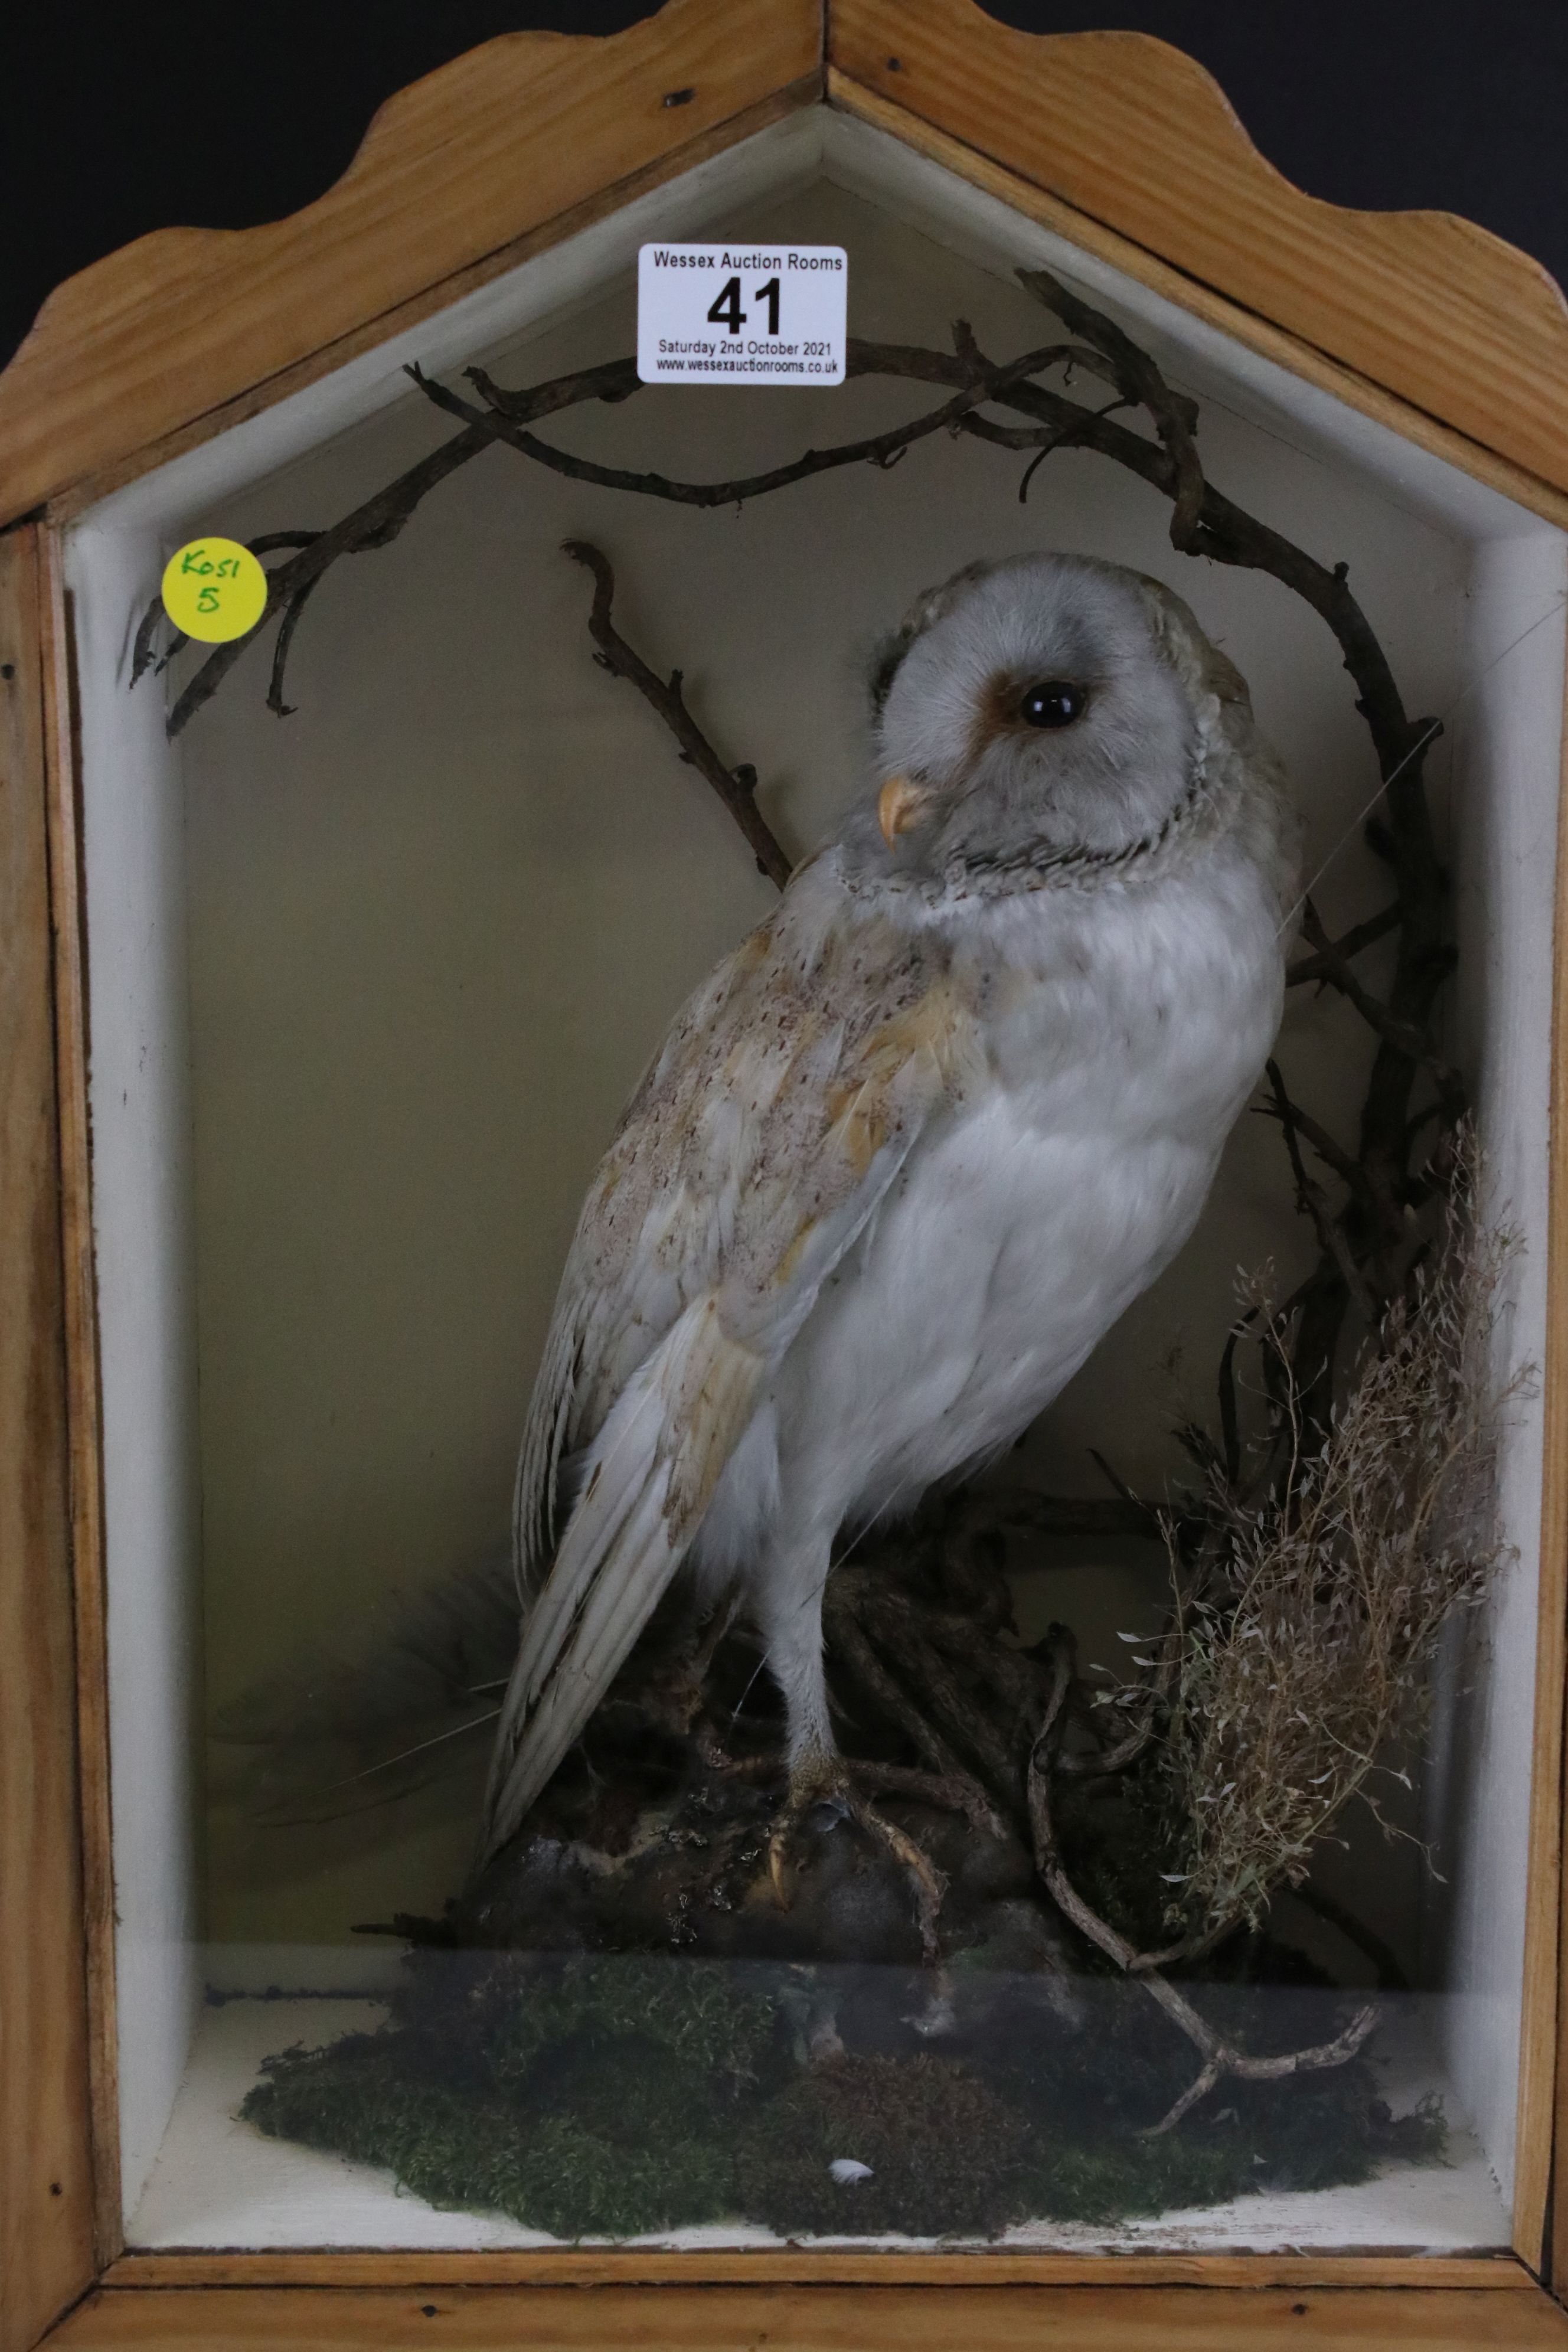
top-left (6, 4), bottom-right (1568, 2344)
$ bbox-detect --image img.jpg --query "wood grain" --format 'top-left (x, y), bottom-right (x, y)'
top-left (45, 80), bottom-right (816, 530)
top-left (0, 524), bottom-right (96, 2348)
top-left (41, 2284), bottom-right (1568, 2351)
top-left (1539, 652), bottom-right (1568, 2293)
top-left (0, 0), bottom-right (822, 526)
top-left (827, 76), bottom-right (1568, 535)
top-left (99, 2252), bottom-right (1535, 2292)
top-left (831, 2), bottom-right (1568, 500)
top-left (6, 0), bottom-right (1568, 529)
top-left (38, 556), bottom-right (121, 2265)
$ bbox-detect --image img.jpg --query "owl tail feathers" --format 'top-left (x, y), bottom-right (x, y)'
top-left (476, 1297), bottom-right (763, 1870)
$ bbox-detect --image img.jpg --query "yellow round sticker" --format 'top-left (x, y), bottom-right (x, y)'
top-left (161, 537), bottom-right (268, 643)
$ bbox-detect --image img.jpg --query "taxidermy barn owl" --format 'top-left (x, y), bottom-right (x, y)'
top-left (482, 551), bottom-right (1301, 1868)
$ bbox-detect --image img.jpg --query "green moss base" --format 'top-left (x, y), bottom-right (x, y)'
top-left (239, 1951), bottom-right (1445, 2241)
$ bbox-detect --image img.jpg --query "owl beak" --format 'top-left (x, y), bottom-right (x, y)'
top-left (877, 773), bottom-right (933, 848)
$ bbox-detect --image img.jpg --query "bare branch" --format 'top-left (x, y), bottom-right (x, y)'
top-left (1260, 1060), bottom-right (1378, 1322)
top-left (131, 531), bottom-right (325, 690)
top-left (406, 340), bottom-right (1096, 510)
top-left (821, 1592), bottom-right (976, 1789)
top-left (1217, 1309), bottom-right (1259, 1487)
top-left (1018, 267), bottom-right (1206, 547)
top-left (1014, 397), bottom-right (1132, 502)
top-left (266, 573), bottom-right (326, 720)
top-left (1287, 901), bottom-right (1402, 988)
top-left (561, 541), bottom-right (791, 887)
top-left (147, 358), bottom-right (643, 737)
top-left (960, 1490), bottom-right (1164, 1541)
top-left (159, 426), bottom-right (495, 736)
top-left (1297, 903), bottom-right (1460, 1083)
top-left (849, 1759), bottom-right (1006, 1841)
top-left (1025, 1629), bottom-right (1379, 2132)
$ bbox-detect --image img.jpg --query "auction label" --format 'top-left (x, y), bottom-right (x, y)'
top-left (638, 243), bottom-right (847, 385)
top-left (161, 537), bottom-right (268, 643)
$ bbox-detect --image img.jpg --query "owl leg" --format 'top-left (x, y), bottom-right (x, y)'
top-left (756, 1554), bottom-right (945, 1962)
top-left (754, 1548), bottom-right (837, 1776)
top-left (754, 1552), bottom-right (843, 1897)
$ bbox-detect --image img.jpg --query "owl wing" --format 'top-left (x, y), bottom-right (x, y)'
top-left (481, 895), bottom-right (979, 1861)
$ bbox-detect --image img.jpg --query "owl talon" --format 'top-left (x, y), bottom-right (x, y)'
top-left (768, 1832), bottom-right (795, 1909)
top-left (767, 1766), bottom-right (838, 1908)
top-left (767, 1764), bottom-right (946, 1964)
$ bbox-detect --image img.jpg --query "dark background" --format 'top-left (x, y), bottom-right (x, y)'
top-left (4, 2), bottom-right (1566, 373)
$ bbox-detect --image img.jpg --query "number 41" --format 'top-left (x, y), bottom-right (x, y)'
top-left (707, 275), bottom-right (780, 337)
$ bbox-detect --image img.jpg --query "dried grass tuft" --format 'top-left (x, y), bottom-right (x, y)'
top-left (1151, 1139), bottom-right (1527, 1938)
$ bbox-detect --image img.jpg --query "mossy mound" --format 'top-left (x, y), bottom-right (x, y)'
top-left (734, 2053), bottom-right (1030, 2237)
top-left (243, 1956), bottom-right (769, 2237)
top-left (239, 1948), bottom-right (1446, 2241)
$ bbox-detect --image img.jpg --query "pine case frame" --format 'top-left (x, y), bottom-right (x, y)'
top-left (5, 3), bottom-right (1568, 2345)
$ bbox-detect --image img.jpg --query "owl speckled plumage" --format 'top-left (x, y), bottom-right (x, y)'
top-left (481, 551), bottom-right (1301, 1863)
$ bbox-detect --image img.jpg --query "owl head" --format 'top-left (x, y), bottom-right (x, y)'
top-left (860, 551), bottom-right (1249, 879)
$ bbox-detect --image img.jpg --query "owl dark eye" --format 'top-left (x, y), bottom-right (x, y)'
top-left (1019, 680), bottom-right (1087, 729)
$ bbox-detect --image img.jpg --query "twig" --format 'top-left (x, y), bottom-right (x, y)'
top-left (1089, 1448), bottom-right (1151, 1515)
top-left (1026, 1632), bottom-right (1377, 2132)
top-left (961, 1491), bottom-right (1164, 1542)
top-left (147, 358), bottom-right (642, 736)
top-left (1297, 903), bottom-right (1460, 1083)
top-left (844, 1578), bottom-right (1022, 1800)
top-left (266, 572), bottom-right (325, 718)
top-left (561, 541), bottom-right (790, 887)
top-left (824, 1591), bottom-right (982, 1792)
top-left (409, 341), bottom-right (1099, 508)
top-left (1259, 1060), bottom-right (1367, 1196)
top-left (1017, 270), bottom-right (1207, 548)
top-left (1286, 903), bottom-right (1402, 988)
top-left (1015, 397), bottom-right (1132, 502)
top-left (1262, 1060), bottom-right (1378, 1322)
top-left (162, 426), bottom-right (496, 734)
top-left (848, 1759), bottom-right (1006, 1841)
top-left (1217, 1309), bottom-right (1259, 1487)
top-left (131, 531), bottom-right (325, 688)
